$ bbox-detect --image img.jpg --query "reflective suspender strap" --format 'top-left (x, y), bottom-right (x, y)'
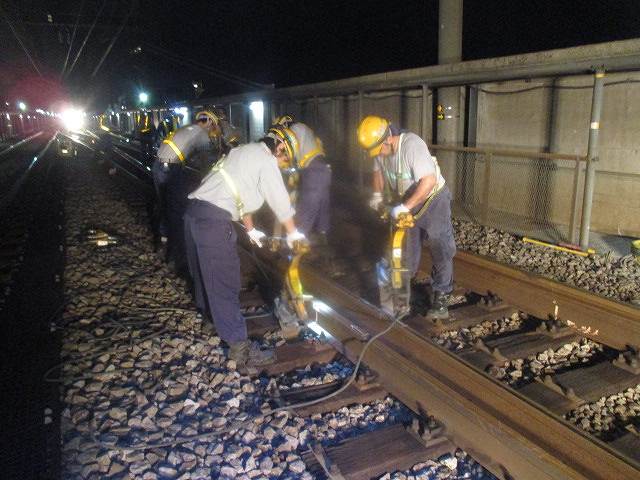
top-left (298, 138), bottom-right (325, 169)
top-left (162, 139), bottom-right (185, 162)
top-left (211, 158), bottom-right (245, 217)
top-left (413, 160), bottom-right (444, 220)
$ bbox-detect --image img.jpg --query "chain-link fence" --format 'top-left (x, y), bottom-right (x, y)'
top-left (431, 145), bottom-right (586, 244)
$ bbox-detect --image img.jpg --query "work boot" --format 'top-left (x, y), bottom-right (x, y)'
top-left (425, 291), bottom-right (449, 321)
top-left (228, 340), bottom-right (276, 368)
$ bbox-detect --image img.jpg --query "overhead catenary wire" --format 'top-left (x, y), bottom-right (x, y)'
top-left (141, 42), bottom-right (268, 90)
top-left (65, 0), bottom-right (107, 79)
top-left (91, 0), bottom-right (136, 77)
top-left (0, 5), bottom-right (42, 77)
top-left (60, 0), bottom-right (85, 78)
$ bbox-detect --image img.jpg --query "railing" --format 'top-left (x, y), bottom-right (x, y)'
top-left (430, 144), bottom-right (588, 244)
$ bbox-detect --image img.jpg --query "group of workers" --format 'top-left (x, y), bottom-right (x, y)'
top-left (144, 108), bottom-right (456, 369)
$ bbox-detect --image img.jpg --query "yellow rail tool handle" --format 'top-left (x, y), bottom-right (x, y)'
top-left (286, 239), bottom-right (311, 321)
top-left (391, 213), bottom-right (413, 289)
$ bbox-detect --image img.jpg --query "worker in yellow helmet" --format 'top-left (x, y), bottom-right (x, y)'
top-left (357, 115), bottom-right (456, 320)
top-left (184, 125), bottom-right (306, 368)
top-left (137, 110), bottom-right (155, 158)
top-left (153, 110), bottom-right (221, 273)
top-left (267, 118), bottom-right (342, 275)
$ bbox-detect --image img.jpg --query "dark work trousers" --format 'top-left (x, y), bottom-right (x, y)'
top-left (151, 160), bottom-right (169, 238)
top-left (184, 200), bottom-right (247, 344)
top-left (407, 186), bottom-right (456, 294)
top-left (296, 158), bottom-right (331, 234)
top-left (165, 163), bottom-right (189, 269)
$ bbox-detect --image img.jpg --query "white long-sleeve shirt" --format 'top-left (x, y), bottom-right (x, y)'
top-left (188, 142), bottom-right (295, 222)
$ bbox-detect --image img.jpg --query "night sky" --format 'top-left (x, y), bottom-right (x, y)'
top-left (2, 0), bottom-right (640, 110)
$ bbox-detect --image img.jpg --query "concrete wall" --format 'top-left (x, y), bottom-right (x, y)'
top-left (475, 72), bottom-right (640, 237)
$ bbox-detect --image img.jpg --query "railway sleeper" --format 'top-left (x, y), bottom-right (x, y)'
top-left (610, 428), bottom-right (640, 464)
top-left (302, 423), bottom-right (456, 480)
top-left (550, 360), bottom-right (640, 404)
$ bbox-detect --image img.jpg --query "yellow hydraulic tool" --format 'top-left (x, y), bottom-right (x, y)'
top-left (267, 237), bottom-right (312, 338)
top-left (391, 212), bottom-right (415, 289)
top-left (286, 239), bottom-right (311, 321)
top-left (378, 211), bottom-right (414, 317)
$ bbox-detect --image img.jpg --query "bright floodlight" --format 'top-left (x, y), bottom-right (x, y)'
top-left (139, 92), bottom-right (149, 103)
top-left (18, 101), bottom-right (26, 111)
top-left (249, 101), bottom-right (264, 119)
top-left (61, 108), bottom-right (85, 131)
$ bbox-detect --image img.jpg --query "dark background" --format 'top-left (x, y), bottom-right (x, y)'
top-left (1, 0), bottom-right (640, 110)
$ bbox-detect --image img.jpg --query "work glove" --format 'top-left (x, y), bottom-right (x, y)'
top-left (247, 228), bottom-right (267, 248)
top-left (368, 192), bottom-right (383, 210)
top-left (286, 229), bottom-right (306, 249)
top-left (391, 204), bottom-right (410, 219)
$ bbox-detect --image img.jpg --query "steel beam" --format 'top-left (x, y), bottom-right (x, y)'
top-left (579, 70), bottom-right (606, 250)
top-left (196, 39), bottom-right (640, 106)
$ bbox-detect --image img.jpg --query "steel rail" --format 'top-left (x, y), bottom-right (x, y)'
top-left (291, 260), bottom-right (640, 480)
top-left (421, 250), bottom-right (640, 350)
top-left (0, 131), bottom-right (44, 158)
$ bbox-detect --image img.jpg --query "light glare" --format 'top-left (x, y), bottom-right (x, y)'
top-left (61, 108), bottom-right (85, 131)
top-left (249, 101), bottom-right (264, 119)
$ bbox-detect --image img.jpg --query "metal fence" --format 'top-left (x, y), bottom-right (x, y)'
top-left (431, 145), bottom-right (587, 244)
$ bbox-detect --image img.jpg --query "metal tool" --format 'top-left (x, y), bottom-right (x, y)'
top-left (377, 211), bottom-right (414, 317)
top-left (267, 236), bottom-right (313, 337)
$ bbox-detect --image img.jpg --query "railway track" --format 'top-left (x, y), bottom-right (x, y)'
top-left (248, 241), bottom-right (640, 480)
top-left (56, 146), bottom-right (493, 480)
top-left (56, 130), bottom-right (640, 479)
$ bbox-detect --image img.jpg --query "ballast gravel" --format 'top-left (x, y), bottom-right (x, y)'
top-left (487, 338), bottom-right (604, 387)
top-left (452, 219), bottom-right (640, 304)
top-left (57, 157), bottom-right (497, 479)
top-left (566, 384), bottom-right (640, 438)
top-left (433, 312), bottom-right (526, 351)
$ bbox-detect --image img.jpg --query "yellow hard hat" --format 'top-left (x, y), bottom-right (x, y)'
top-left (357, 115), bottom-right (390, 157)
top-left (195, 110), bottom-right (220, 125)
top-left (268, 125), bottom-right (299, 164)
top-left (273, 114), bottom-right (294, 128)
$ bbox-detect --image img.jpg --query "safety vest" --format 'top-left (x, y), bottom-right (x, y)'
top-left (381, 133), bottom-right (444, 220)
top-left (297, 137), bottom-right (324, 169)
top-left (210, 156), bottom-right (245, 217)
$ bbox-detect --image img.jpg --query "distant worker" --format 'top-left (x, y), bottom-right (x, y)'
top-left (151, 115), bottom-right (177, 247)
top-left (137, 110), bottom-right (155, 158)
top-left (153, 115), bottom-right (175, 150)
top-left (184, 133), bottom-right (306, 368)
top-left (357, 115), bottom-right (456, 320)
top-left (268, 118), bottom-right (340, 274)
top-left (217, 119), bottom-right (243, 159)
top-left (154, 111), bottom-right (221, 273)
